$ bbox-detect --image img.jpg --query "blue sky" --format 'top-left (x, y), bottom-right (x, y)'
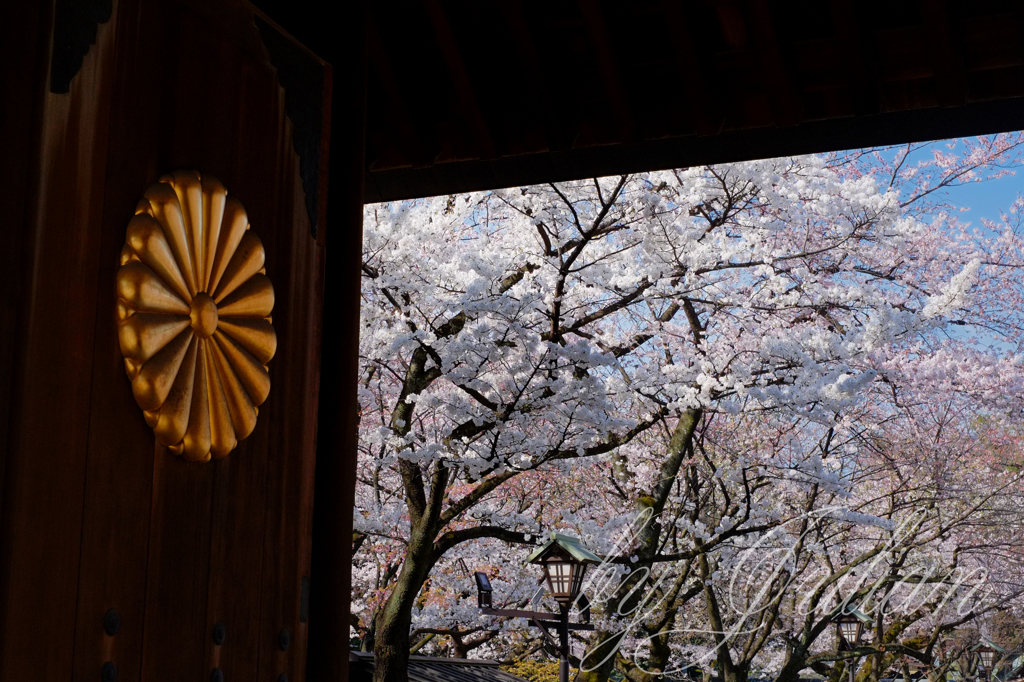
top-left (949, 170), bottom-right (1023, 224)
top-left (902, 136), bottom-right (1024, 226)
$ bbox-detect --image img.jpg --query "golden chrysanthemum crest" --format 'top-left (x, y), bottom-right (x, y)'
top-left (116, 170), bottom-right (276, 462)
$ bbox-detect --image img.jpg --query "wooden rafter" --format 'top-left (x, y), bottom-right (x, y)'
top-left (357, 0), bottom-right (1024, 201)
top-left (829, 0), bottom-right (881, 116)
top-left (496, 0), bottom-right (553, 153)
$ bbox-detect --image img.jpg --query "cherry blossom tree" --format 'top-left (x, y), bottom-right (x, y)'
top-left (579, 399), bottom-right (1024, 682)
top-left (352, 136), bottom-right (1024, 682)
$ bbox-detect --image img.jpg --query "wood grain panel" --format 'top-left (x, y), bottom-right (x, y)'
top-left (0, 0), bottom-right (50, 562)
top-left (7, 0), bottom-right (334, 678)
top-left (199, 25), bottom-right (278, 682)
top-left (256, 130), bottom-right (324, 682)
top-left (141, 446), bottom-right (216, 678)
top-left (0, 8), bottom-right (119, 679)
top-left (71, 1), bottom-right (170, 678)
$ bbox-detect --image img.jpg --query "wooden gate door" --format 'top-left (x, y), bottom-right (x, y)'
top-left (0, 0), bottom-right (330, 679)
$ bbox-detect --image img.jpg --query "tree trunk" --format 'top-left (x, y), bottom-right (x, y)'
top-left (774, 649), bottom-right (808, 682)
top-left (578, 632), bottom-right (627, 682)
top-left (725, 666), bottom-right (749, 682)
top-left (372, 525), bottom-right (437, 682)
top-left (644, 628), bottom-right (673, 680)
top-left (360, 612), bottom-right (377, 651)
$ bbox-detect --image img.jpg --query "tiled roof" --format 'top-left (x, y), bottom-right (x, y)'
top-left (349, 651), bottom-right (529, 682)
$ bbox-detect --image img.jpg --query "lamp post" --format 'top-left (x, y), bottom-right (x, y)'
top-left (474, 532), bottom-right (601, 682)
top-left (834, 609), bottom-right (871, 682)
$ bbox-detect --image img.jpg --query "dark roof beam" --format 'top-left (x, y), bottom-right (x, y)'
top-left (367, 17), bottom-right (429, 169)
top-left (743, 0), bottom-right (803, 127)
top-left (496, 0), bottom-right (554, 154)
top-left (660, 0), bottom-right (725, 137)
top-left (829, 0), bottom-right (881, 116)
top-left (363, 96), bottom-right (1024, 203)
top-left (919, 0), bottom-right (968, 106)
top-left (577, 0), bottom-right (637, 143)
top-left (422, 0), bottom-right (497, 159)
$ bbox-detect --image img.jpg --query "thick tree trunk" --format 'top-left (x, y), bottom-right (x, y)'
top-left (724, 665), bottom-right (749, 682)
top-left (774, 650), bottom-right (808, 682)
top-left (578, 631), bottom-right (626, 682)
top-left (371, 526), bottom-right (436, 682)
top-left (644, 629), bottom-right (673, 680)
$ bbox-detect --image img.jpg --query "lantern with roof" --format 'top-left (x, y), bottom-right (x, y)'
top-left (473, 531), bottom-right (602, 682)
top-left (832, 608), bottom-right (874, 682)
top-left (834, 608), bottom-right (871, 650)
top-left (974, 640), bottom-right (1005, 679)
top-left (525, 532), bottom-right (602, 605)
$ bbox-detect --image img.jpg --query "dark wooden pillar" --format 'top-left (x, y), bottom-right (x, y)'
top-left (307, 5), bottom-right (368, 681)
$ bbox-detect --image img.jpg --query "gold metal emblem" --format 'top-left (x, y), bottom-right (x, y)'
top-left (116, 170), bottom-right (276, 462)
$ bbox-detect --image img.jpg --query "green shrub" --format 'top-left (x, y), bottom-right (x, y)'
top-left (501, 659), bottom-right (579, 682)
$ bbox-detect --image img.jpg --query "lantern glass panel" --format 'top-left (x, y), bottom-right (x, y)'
top-left (546, 559), bottom-right (574, 600)
top-left (839, 620), bottom-right (861, 645)
top-left (980, 651), bottom-right (995, 669)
